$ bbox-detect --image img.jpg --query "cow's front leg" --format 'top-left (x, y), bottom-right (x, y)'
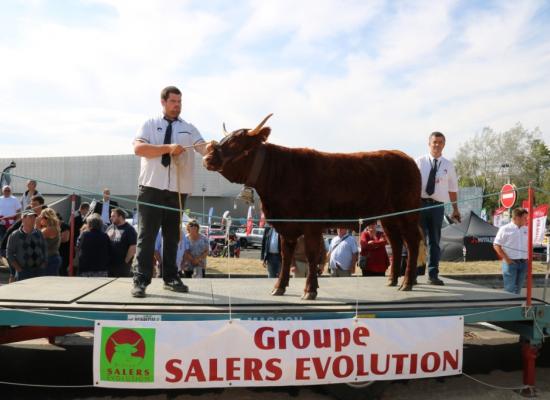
top-left (272, 235), bottom-right (296, 296)
top-left (301, 232), bottom-right (322, 300)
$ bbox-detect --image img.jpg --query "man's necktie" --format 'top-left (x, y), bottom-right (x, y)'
top-left (161, 119), bottom-right (173, 167)
top-left (425, 159), bottom-right (438, 195)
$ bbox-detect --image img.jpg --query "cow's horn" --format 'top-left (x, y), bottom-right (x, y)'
top-left (247, 113), bottom-right (273, 136)
top-left (222, 122), bottom-right (229, 137)
top-left (111, 338), bottom-right (119, 346)
top-left (132, 338), bottom-right (142, 347)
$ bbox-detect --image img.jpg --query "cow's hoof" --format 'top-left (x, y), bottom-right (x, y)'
top-left (301, 292), bottom-right (317, 301)
top-left (398, 284), bottom-right (413, 291)
top-left (386, 280), bottom-right (398, 287)
top-left (271, 288), bottom-right (285, 296)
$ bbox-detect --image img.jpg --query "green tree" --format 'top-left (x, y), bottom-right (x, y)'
top-left (454, 123), bottom-right (547, 212)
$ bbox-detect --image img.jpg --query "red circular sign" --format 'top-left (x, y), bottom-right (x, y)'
top-left (500, 184), bottom-right (517, 208)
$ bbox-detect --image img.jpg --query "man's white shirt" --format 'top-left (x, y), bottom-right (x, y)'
top-left (494, 222), bottom-right (528, 260)
top-left (0, 195), bottom-right (21, 223)
top-left (415, 155), bottom-right (458, 203)
top-left (135, 115), bottom-right (205, 193)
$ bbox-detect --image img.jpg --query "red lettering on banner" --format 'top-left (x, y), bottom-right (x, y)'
top-left (443, 350), bottom-right (459, 371)
top-left (353, 326), bottom-right (369, 346)
top-left (254, 327), bottom-right (275, 350)
top-left (292, 329), bottom-right (310, 349)
top-left (296, 358), bottom-right (311, 380)
top-left (185, 359), bottom-right (206, 382)
top-left (371, 354), bottom-right (390, 374)
top-left (265, 358), bottom-right (282, 381)
top-left (226, 358), bottom-right (241, 380)
top-left (278, 330), bottom-right (290, 349)
top-left (312, 357), bottom-right (332, 379)
top-left (165, 359), bottom-right (183, 382)
top-left (334, 328), bottom-right (350, 352)
top-left (356, 354), bottom-right (369, 377)
top-left (332, 356), bottom-right (354, 378)
top-left (421, 352), bottom-right (441, 373)
top-left (208, 359), bottom-right (224, 381)
top-left (244, 358), bottom-right (263, 381)
top-left (409, 354), bottom-right (418, 374)
top-left (313, 329), bottom-right (331, 348)
top-left (392, 354), bottom-right (407, 374)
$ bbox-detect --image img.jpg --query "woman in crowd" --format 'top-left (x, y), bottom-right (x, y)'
top-left (77, 213), bottom-right (110, 277)
top-left (38, 208), bottom-right (62, 276)
top-left (359, 222), bottom-right (390, 276)
top-left (181, 219), bottom-right (209, 278)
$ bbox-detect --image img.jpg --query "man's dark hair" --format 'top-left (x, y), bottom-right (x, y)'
top-left (112, 208), bottom-right (127, 219)
top-left (80, 202), bottom-right (90, 210)
top-left (161, 86), bottom-right (182, 101)
top-left (429, 131), bottom-right (446, 142)
top-left (512, 208), bottom-right (528, 218)
top-left (31, 194), bottom-right (45, 205)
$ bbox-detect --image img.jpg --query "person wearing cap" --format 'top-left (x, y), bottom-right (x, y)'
top-left (6, 209), bottom-right (47, 281)
top-left (131, 86), bottom-right (207, 298)
top-left (0, 185), bottom-right (22, 245)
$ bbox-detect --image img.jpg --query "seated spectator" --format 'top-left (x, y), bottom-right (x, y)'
top-left (181, 219), bottom-right (209, 278)
top-left (292, 235), bottom-right (327, 278)
top-left (359, 223), bottom-right (389, 277)
top-left (1, 195), bottom-right (46, 282)
top-left (7, 209), bottom-right (47, 281)
top-left (0, 185), bottom-right (21, 246)
top-left (228, 234), bottom-right (240, 258)
top-left (327, 228), bottom-right (358, 277)
top-left (106, 208), bottom-right (137, 277)
top-left (37, 208), bottom-right (62, 276)
top-left (77, 213), bottom-right (111, 277)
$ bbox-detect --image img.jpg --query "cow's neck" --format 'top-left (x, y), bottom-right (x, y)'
top-left (245, 144), bottom-right (266, 187)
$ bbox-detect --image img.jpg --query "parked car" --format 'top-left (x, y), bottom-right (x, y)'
top-left (236, 227), bottom-right (265, 249)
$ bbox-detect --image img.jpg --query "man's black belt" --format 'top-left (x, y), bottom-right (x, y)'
top-left (511, 259), bottom-right (527, 263)
top-left (421, 198), bottom-right (443, 205)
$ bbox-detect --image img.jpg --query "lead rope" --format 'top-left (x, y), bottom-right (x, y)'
top-left (172, 155), bottom-right (183, 243)
top-left (355, 220), bottom-right (361, 319)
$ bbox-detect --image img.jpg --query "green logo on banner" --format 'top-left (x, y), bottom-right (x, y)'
top-left (100, 327), bottom-right (155, 383)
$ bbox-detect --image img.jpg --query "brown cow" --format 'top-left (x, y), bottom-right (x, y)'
top-left (203, 114), bottom-right (421, 300)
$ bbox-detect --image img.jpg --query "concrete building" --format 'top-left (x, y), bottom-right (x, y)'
top-left (0, 155), bottom-right (260, 224)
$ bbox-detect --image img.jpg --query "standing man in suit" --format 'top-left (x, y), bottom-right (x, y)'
top-left (92, 188), bottom-right (119, 225)
top-left (261, 225), bottom-right (282, 278)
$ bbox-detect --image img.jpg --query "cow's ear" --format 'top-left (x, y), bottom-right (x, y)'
top-left (257, 127), bottom-right (271, 142)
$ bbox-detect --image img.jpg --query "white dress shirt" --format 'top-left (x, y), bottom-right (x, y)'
top-left (493, 222), bottom-right (528, 260)
top-left (135, 115), bottom-right (205, 193)
top-left (415, 154), bottom-right (458, 203)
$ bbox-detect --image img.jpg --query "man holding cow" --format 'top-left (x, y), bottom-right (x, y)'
top-left (416, 132), bottom-right (461, 286)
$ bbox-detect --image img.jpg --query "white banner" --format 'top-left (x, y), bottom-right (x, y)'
top-left (93, 317), bottom-right (463, 389)
top-left (532, 205), bottom-right (548, 245)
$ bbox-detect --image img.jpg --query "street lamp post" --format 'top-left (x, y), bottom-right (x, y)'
top-left (201, 184), bottom-right (207, 225)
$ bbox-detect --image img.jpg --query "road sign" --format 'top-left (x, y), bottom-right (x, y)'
top-left (500, 183), bottom-right (517, 208)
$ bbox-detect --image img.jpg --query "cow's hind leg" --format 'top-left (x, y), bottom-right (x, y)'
top-left (381, 218), bottom-right (403, 287)
top-left (398, 215), bottom-right (421, 291)
top-left (301, 231), bottom-right (323, 300)
top-left (271, 235), bottom-right (296, 296)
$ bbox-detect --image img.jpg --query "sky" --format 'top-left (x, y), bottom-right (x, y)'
top-left (1, 0), bottom-right (550, 161)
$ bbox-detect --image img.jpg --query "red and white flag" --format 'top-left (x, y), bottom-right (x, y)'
top-left (259, 211), bottom-right (266, 228)
top-left (246, 206), bottom-right (254, 235)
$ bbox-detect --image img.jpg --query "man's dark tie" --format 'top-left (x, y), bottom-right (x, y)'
top-left (161, 119), bottom-right (173, 167)
top-left (425, 159), bottom-right (438, 195)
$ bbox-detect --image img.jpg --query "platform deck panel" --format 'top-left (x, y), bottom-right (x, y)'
top-left (0, 277), bottom-right (114, 303)
top-left (0, 276), bottom-right (523, 308)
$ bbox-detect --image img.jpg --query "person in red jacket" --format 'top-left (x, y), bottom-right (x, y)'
top-left (359, 223), bottom-right (390, 276)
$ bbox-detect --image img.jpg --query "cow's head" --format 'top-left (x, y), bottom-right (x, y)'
top-left (111, 338), bottom-right (142, 357)
top-left (203, 114), bottom-right (273, 183)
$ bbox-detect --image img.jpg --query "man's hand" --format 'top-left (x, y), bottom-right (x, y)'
top-left (452, 209), bottom-right (461, 223)
top-left (169, 144), bottom-right (185, 156)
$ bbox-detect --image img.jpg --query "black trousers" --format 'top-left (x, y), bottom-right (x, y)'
top-left (133, 186), bottom-right (186, 285)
